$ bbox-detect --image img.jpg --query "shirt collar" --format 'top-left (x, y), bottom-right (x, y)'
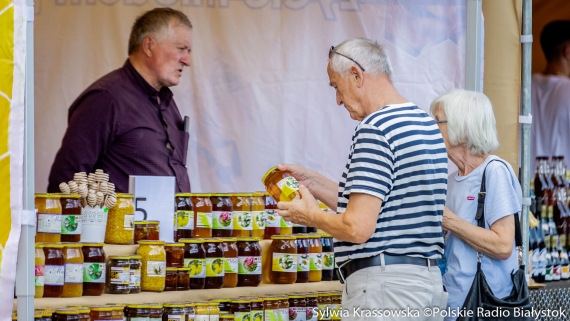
top-left (123, 59), bottom-right (173, 107)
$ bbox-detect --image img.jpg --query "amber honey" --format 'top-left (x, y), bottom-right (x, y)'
top-left (190, 194), bottom-right (213, 238)
top-left (261, 167), bottom-right (301, 202)
top-left (232, 194), bottom-right (252, 237)
top-left (251, 192), bottom-right (266, 239)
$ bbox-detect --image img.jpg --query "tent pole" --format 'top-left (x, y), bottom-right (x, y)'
top-left (465, 0), bottom-right (483, 91)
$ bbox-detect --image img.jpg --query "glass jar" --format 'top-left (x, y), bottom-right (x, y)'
top-left (220, 238), bottom-right (238, 288)
top-left (213, 299), bottom-right (231, 313)
top-left (54, 309), bottom-right (80, 321)
top-left (163, 304), bottom-right (185, 321)
top-left (289, 295), bottom-right (306, 321)
top-left (147, 221), bottom-right (160, 240)
top-left (175, 193), bottom-right (194, 241)
top-left (90, 307), bottom-right (113, 321)
top-left (306, 293), bottom-right (318, 321)
top-left (279, 216), bottom-right (293, 236)
top-left (236, 237), bottom-right (262, 287)
top-left (231, 194), bottom-right (252, 237)
top-left (204, 239), bottom-right (225, 289)
top-left (330, 291), bottom-right (342, 321)
top-left (261, 167), bottom-right (301, 202)
top-left (165, 243), bottom-right (185, 267)
top-left (134, 221), bottom-right (150, 244)
top-left (129, 255), bottom-right (142, 293)
top-left (208, 302), bottom-right (219, 321)
top-left (317, 292), bottom-right (332, 321)
top-left (35, 194), bottom-right (62, 243)
top-left (43, 243), bottom-right (65, 297)
top-left (126, 305), bottom-right (149, 321)
top-left (251, 192), bottom-right (266, 239)
top-left (77, 308), bottom-right (90, 321)
top-left (267, 235), bottom-right (297, 284)
top-left (35, 243), bottom-right (45, 298)
top-left (60, 194), bottom-right (82, 242)
top-left (308, 234), bottom-right (322, 282)
top-left (190, 193), bottom-right (213, 238)
top-left (107, 256), bottom-right (131, 294)
top-left (263, 297), bottom-right (280, 321)
top-left (148, 304), bottom-right (163, 321)
top-left (81, 242), bottom-right (106, 296)
top-left (109, 306), bottom-right (124, 321)
top-left (62, 243), bottom-right (84, 297)
top-left (185, 303), bottom-right (196, 320)
top-left (320, 233), bottom-right (334, 281)
top-left (293, 223), bottom-right (307, 234)
top-left (250, 299), bottom-right (263, 321)
top-left (34, 311), bottom-right (43, 321)
top-left (263, 193), bottom-right (280, 239)
top-left (211, 193), bottom-right (233, 237)
top-left (42, 309), bottom-right (54, 321)
top-left (181, 238), bottom-right (206, 289)
top-left (137, 240), bottom-right (167, 292)
top-left (177, 267), bottom-right (190, 290)
top-left (105, 194), bottom-right (135, 245)
top-left (165, 267), bottom-right (178, 291)
top-left (230, 301), bottom-right (250, 321)
top-left (194, 303), bottom-right (209, 321)
top-left (295, 234), bottom-right (310, 283)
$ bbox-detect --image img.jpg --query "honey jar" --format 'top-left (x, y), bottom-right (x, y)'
top-left (263, 193), bottom-right (281, 239)
top-left (35, 194), bottom-right (62, 243)
top-left (60, 194), bottom-right (82, 242)
top-left (261, 167), bottom-right (301, 202)
top-left (236, 237), bottom-right (262, 287)
top-left (220, 238), bottom-right (238, 288)
top-left (211, 193), bottom-right (233, 237)
top-left (204, 238), bottom-right (225, 289)
top-left (81, 242), bottom-right (105, 296)
top-left (295, 234), bottom-right (310, 283)
top-left (251, 192), bottom-right (266, 239)
top-left (62, 243), bottom-right (84, 297)
top-left (266, 235), bottom-right (297, 284)
top-left (308, 234), bottom-right (323, 282)
top-left (165, 243), bottom-right (185, 268)
top-left (231, 194), bottom-right (252, 237)
top-left (181, 238), bottom-right (206, 289)
top-left (175, 193), bottom-right (194, 241)
top-left (320, 233), bottom-right (334, 281)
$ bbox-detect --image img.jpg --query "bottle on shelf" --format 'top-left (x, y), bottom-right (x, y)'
top-left (551, 235), bottom-right (561, 281)
top-left (559, 234), bottom-right (570, 280)
top-left (530, 227), bottom-right (538, 281)
top-left (536, 221), bottom-right (547, 283)
top-left (545, 233), bottom-right (553, 282)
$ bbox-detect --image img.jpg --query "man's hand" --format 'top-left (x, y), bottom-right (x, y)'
top-left (277, 164), bottom-right (314, 189)
top-left (277, 186), bottom-right (320, 227)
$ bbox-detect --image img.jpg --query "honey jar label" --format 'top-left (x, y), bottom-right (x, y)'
top-left (196, 212), bottom-right (213, 228)
top-left (251, 311), bottom-right (263, 321)
top-left (146, 261), bottom-right (166, 277)
top-left (44, 265), bottom-right (64, 285)
top-left (206, 257), bottom-right (225, 277)
top-left (280, 216), bottom-right (293, 228)
top-left (272, 253), bottom-right (297, 272)
top-left (37, 214), bottom-right (62, 234)
top-left (185, 258), bottom-right (206, 278)
top-left (330, 304), bottom-right (341, 321)
top-left (276, 177), bottom-right (300, 197)
top-left (238, 256), bottom-right (261, 274)
top-left (210, 315), bottom-right (219, 321)
top-left (167, 315), bottom-right (184, 321)
top-left (233, 211), bottom-right (253, 230)
top-left (61, 214), bottom-right (82, 235)
top-left (64, 263), bottom-right (84, 284)
top-left (252, 211), bottom-right (266, 230)
top-left (34, 266), bottom-right (44, 286)
top-left (289, 307), bottom-right (305, 321)
top-left (264, 309), bottom-right (279, 321)
top-left (212, 211), bottom-right (232, 230)
top-left (123, 214), bottom-right (135, 230)
top-left (177, 210), bottom-right (195, 230)
top-left (318, 305), bottom-right (332, 321)
top-left (110, 266), bottom-right (131, 284)
top-left (306, 307), bottom-right (318, 321)
top-left (194, 315), bottom-right (209, 321)
top-left (280, 309), bottom-right (289, 321)
top-left (83, 263), bottom-right (105, 283)
top-left (298, 254), bottom-right (310, 272)
top-left (322, 252), bottom-right (334, 270)
top-left (224, 257), bottom-right (238, 273)
top-left (309, 253), bottom-right (323, 271)
top-left (130, 268), bottom-right (141, 286)
top-left (265, 210), bottom-right (280, 228)
top-left (234, 312), bottom-right (251, 321)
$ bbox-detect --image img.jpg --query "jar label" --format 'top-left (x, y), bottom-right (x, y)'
top-left (64, 263), bottom-right (84, 284)
top-left (123, 214), bottom-right (135, 230)
top-left (309, 253), bottom-right (323, 271)
top-left (130, 319), bottom-right (148, 321)
top-left (84, 262), bottom-right (106, 283)
top-left (224, 257), bottom-right (238, 273)
top-left (44, 265), bottom-right (65, 285)
top-left (265, 210), bottom-right (280, 228)
top-left (272, 253), bottom-right (297, 272)
top-left (233, 211), bottom-right (253, 230)
top-left (252, 210), bottom-right (266, 230)
top-left (35, 266), bottom-right (45, 286)
top-left (210, 316), bottom-right (219, 321)
top-left (298, 254), bottom-right (310, 272)
top-left (238, 256), bottom-right (262, 274)
top-left (212, 211), bottom-right (233, 230)
top-left (318, 304), bottom-right (331, 320)
top-left (281, 308), bottom-right (289, 321)
top-left (280, 216), bottom-right (293, 228)
top-left (330, 304), bottom-right (341, 320)
top-left (194, 315), bottom-right (209, 321)
top-left (289, 307), bottom-right (306, 321)
top-left (251, 310), bottom-right (263, 321)
top-left (167, 315), bottom-right (184, 321)
top-left (197, 212), bottom-right (212, 228)
top-left (264, 309), bottom-right (279, 321)
top-left (61, 214), bottom-right (82, 235)
top-left (130, 268), bottom-right (141, 286)
top-left (277, 176), bottom-right (300, 197)
top-left (149, 318), bottom-right (162, 321)
top-left (206, 257), bottom-right (225, 277)
top-left (177, 210), bottom-right (194, 230)
top-left (110, 266), bottom-right (131, 284)
top-left (306, 307), bottom-right (318, 321)
top-left (322, 252), bottom-right (334, 270)
top-left (146, 261), bottom-right (167, 277)
top-left (234, 312), bottom-right (251, 321)
top-left (37, 214), bottom-right (62, 233)
top-left (185, 258), bottom-right (206, 278)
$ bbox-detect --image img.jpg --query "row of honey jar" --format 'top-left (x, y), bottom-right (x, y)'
top-left (18, 291), bottom-right (342, 321)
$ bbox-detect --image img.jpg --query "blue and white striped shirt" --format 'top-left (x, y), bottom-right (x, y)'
top-left (334, 102), bottom-right (447, 265)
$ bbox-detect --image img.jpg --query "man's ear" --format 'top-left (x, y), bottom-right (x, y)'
top-left (350, 66), bottom-right (364, 88)
top-left (142, 36), bottom-right (154, 57)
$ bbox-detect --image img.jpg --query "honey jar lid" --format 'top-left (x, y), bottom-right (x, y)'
top-left (211, 193), bottom-right (232, 196)
top-left (178, 267), bottom-right (191, 271)
top-left (137, 240), bottom-right (165, 245)
top-left (175, 193), bottom-right (191, 197)
top-left (208, 302), bottom-right (220, 306)
top-left (189, 193), bottom-right (212, 197)
top-left (229, 300), bottom-right (250, 304)
top-left (61, 242), bottom-right (83, 248)
top-left (308, 234), bottom-right (322, 239)
top-left (127, 304), bottom-right (144, 309)
top-left (250, 299), bottom-right (264, 303)
top-left (262, 297), bottom-right (281, 301)
top-left (271, 235), bottom-right (297, 240)
top-left (288, 295), bottom-right (306, 299)
top-left (108, 256), bottom-right (132, 260)
top-left (34, 312), bottom-right (43, 319)
top-left (305, 293), bottom-right (318, 297)
top-left (317, 292), bottom-right (332, 296)
top-left (185, 302), bottom-right (196, 307)
top-left (217, 237), bottom-right (237, 242)
top-left (252, 191), bottom-right (265, 197)
top-left (35, 193), bottom-right (61, 198)
top-left (129, 255), bottom-right (142, 260)
top-left (147, 220), bottom-right (160, 225)
top-left (145, 304), bottom-right (163, 309)
top-left (55, 310), bottom-right (79, 315)
top-left (194, 302), bottom-right (208, 306)
top-left (78, 308), bottom-right (90, 314)
top-left (180, 238), bottom-right (204, 244)
top-left (231, 193), bottom-right (251, 197)
top-left (236, 237), bottom-right (260, 242)
top-left (59, 193), bottom-right (81, 199)
top-left (41, 309), bottom-right (54, 317)
top-left (81, 242), bottom-right (105, 247)
top-left (261, 166), bottom-right (278, 184)
top-left (319, 233), bottom-right (332, 238)
top-left (164, 242), bottom-right (184, 247)
top-left (35, 243), bottom-right (44, 248)
top-left (294, 234), bottom-right (309, 239)
top-left (204, 238), bottom-right (223, 243)
top-left (210, 298), bottom-right (230, 302)
top-left (134, 221), bottom-right (150, 225)
top-left (330, 291), bottom-right (342, 296)
top-left (163, 303), bottom-right (186, 308)
top-left (166, 267), bottom-right (178, 272)
top-left (43, 243), bottom-right (64, 248)
top-left (116, 193), bottom-right (134, 198)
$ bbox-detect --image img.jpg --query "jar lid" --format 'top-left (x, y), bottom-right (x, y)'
top-left (180, 238), bottom-right (204, 244)
top-left (81, 242), bottom-right (105, 247)
top-left (164, 242), bottom-right (184, 247)
top-left (163, 304), bottom-right (186, 308)
top-left (271, 235), bottom-right (297, 240)
top-left (137, 240), bottom-right (165, 245)
top-left (252, 191), bottom-right (265, 197)
top-left (178, 267), bottom-right (191, 272)
top-left (35, 193), bottom-right (61, 198)
top-left (35, 243), bottom-right (44, 248)
top-left (145, 304), bottom-right (163, 309)
top-left (330, 291), bottom-right (342, 296)
top-left (308, 234), bottom-right (322, 239)
top-left (204, 238), bottom-right (223, 243)
top-left (288, 295), bottom-right (306, 299)
top-left (211, 193), bottom-right (232, 197)
top-left (261, 166), bottom-right (278, 184)
top-left (305, 293), bottom-right (318, 297)
top-left (44, 243), bottom-right (64, 248)
top-left (166, 267), bottom-right (178, 272)
top-left (317, 292), bottom-right (332, 296)
top-left (185, 303), bottom-right (196, 307)
top-left (34, 313), bottom-right (43, 318)
top-left (320, 233), bottom-right (332, 238)
top-left (41, 310), bottom-right (54, 317)
top-left (231, 193), bottom-right (251, 197)
top-left (236, 237), bottom-right (260, 242)
top-left (59, 193), bottom-right (81, 199)
top-left (194, 302), bottom-right (208, 306)
top-left (262, 297), bottom-right (281, 301)
top-left (108, 255), bottom-right (131, 260)
top-left (208, 302), bottom-right (220, 306)
top-left (217, 237), bottom-right (237, 242)
top-left (129, 255), bottom-right (142, 260)
top-left (127, 304), bottom-right (145, 308)
top-left (250, 299), bottom-right (263, 303)
top-left (61, 242), bottom-right (83, 248)
top-left (230, 300), bottom-right (250, 304)
top-left (175, 193), bottom-right (191, 197)
top-left (55, 310), bottom-right (79, 315)
top-left (189, 193), bottom-right (213, 197)
top-left (78, 309), bottom-right (90, 314)
top-left (294, 234), bottom-right (309, 239)
top-left (147, 220), bottom-right (160, 225)
top-left (134, 221), bottom-right (150, 225)
top-left (116, 193), bottom-right (134, 198)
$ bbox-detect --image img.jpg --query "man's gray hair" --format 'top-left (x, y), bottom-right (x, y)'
top-left (430, 89), bottom-right (499, 156)
top-left (329, 38), bottom-right (393, 79)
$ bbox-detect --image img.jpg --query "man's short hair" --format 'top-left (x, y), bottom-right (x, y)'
top-left (329, 38), bottom-right (393, 80)
top-left (540, 20), bottom-right (570, 62)
top-left (128, 8), bottom-right (192, 55)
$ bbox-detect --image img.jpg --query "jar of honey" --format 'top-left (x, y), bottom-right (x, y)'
top-left (212, 299), bottom-right (231, 313)
top-left (89, 306), bottom-right (113, 321)
top-left (308, 234), bottom-right (323, 282)
top-left (134, 221), bottom-right (149, 243)
top-left (204, 238), bottom-right (225, 289)
top-left (53, 309), bottom-right (79, 321)
top-left (35, 194), bottom-right (62, 243)
top-left (220, 238), bottom-right (238, 288)
top-left (136, 240), bottom-right (166, 292)
top-left (147, 304), bottom-right (163, 321)
top-left (194, 303), bottom-right (209, 321)
top-left (208, 302), bottom-right (219, 320)
top-left (190, 193), bottom-right (213, 238)
top-left (295, 234), bottom-right (310, 283)
top-left (165, 243), bottom-right (185, 268)
top-left (278, 297), bottom-right (290, 321)
top-left (230, 300), bottom-right (250, 321)
top-left (317, 292), bottom-right (332, 321)
top-left (178, 267), bottom-right (190, 290)
top-left (175, 193), bottom-right (194, 241)
top-left (320, 233), bottom-right (334, 281)
top-left (108, 306), bottom-right (124, 321)
top-left (330, 291), bottom-right (342, 321)
top-left (263, 193), bottom-right (280, 239)
top-left (126, 305), bottom-right (149, 321)
top-left (185, 303), bottom-right (196, 320)
top-left (77, 308), bottom-right (90, 321)
top-left (105, 193), bottom-right (135, 245)
top-left (147, 221), bottom-right (160, 240)
top-left (60, 194), bottom-right (82, 242)
top-left (267, 235), bottom-right (297, 284)
top-left (261, 167), bottom-right (301, 202)
top-left (81, 243), bottom-right (105, 296)
top-left (211, 193), bottom-right (233, 237)
top-left (306, 293), bottom-right (319, 321)
top-left (181, 238), bottom-right (206, 289)
top-left (289, 295), bottom-right (306, 321)
top-left (263, 297), bottom-right (280, 321)
top-left (165, 267), bottom-right (178, 291)
top-left (250, 299), bottom-right (264, 321)
top-left (251, 192), bottom-right (265, 239)
top-left (43, 243), bottom-right (65, 297)
top-left (231, 194), bottom-right (252, 237)
top-left (62, 243), bottom-right (84, 297)
top-left (107, 256), bottom-right (131, 294)
top-left (129, 255), bottom-right (142, 293)
top-left (35, 243), bottom-right (45, 298)
top-left (236, 237), bottom-right (262, 287)
top-left (163, 304), bottom-right (185, 321)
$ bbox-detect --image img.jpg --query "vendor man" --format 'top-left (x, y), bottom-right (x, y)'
top-left (48, 8), bottom-right (192, 193)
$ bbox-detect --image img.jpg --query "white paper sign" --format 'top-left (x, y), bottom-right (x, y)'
top-left (128, 176), bottom-right (176, 243)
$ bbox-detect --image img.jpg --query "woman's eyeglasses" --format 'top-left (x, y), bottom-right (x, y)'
top-left (329, 46), bottom-right (366, 72)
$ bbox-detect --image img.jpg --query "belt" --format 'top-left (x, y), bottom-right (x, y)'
top-left (336, 254), bottom-right (437, 284)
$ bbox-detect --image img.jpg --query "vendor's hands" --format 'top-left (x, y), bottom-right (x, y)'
top-left (277, 186), bottom-right (320, 227)
top-left (277, 164), bottom-right (313, 189)
top-left (442, 206), bottom-right (456, 233)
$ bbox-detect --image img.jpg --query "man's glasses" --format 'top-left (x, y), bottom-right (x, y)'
top-left (329, 46), bottom-right (366, 72)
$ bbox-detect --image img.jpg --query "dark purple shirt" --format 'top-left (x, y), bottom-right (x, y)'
top-left (48, 59), bottom-right (191, 193)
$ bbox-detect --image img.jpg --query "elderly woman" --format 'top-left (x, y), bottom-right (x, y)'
top-left (431, 89), bottom-right (522, 320)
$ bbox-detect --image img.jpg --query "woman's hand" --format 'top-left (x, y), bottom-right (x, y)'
top-left (277, 186), bottom-right (320, 227)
